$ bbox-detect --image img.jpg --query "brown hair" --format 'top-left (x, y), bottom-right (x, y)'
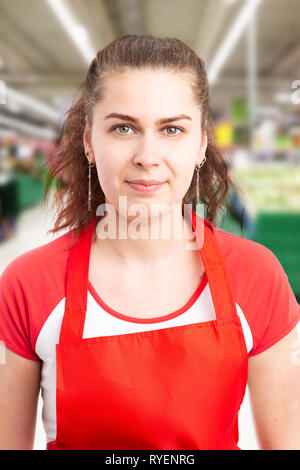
top-left (44, 34), bottom-right (242, 243)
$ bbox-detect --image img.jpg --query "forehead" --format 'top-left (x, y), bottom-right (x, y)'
top-left (96, 68), bottom-right (197, 115)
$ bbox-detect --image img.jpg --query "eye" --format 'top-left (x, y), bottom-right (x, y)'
top-left (164, 126), bottom-right (183, 136)
top-left (112, 125), bottom-right (133, 134)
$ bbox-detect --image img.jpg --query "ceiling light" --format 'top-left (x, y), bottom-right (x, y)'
top-left (45, 0), bottom-right (96, 64)
top-left (208, 0), bottom-right (264, 85)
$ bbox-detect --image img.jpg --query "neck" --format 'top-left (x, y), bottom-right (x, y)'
top-left (92, 206), bottom-right (197, 267)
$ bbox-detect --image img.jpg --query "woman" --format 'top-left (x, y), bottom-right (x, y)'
top-left (0, 35), bottom-right (299, 450)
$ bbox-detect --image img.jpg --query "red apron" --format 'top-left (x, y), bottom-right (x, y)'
top-left (46, 209), bottom-right (248, 450)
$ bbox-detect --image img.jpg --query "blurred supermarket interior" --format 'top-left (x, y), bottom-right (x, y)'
top-left (0, 0), bottom-right (300, 300)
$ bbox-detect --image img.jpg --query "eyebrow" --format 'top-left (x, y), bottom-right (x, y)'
top-left (104, 112), bottom-right (192, 125)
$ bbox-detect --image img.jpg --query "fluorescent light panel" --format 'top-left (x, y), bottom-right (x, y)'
top-left (45, 0), bottom-right (96, 64)
top-left (208, 0), bottom-right (264, 85)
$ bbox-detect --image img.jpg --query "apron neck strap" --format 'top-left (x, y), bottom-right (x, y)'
top-left (59, 216), bottom-right (98, 345)
top-left (59, 210), bottom-right (237, 345)
top-left (187, 208), bottom-right (237, 324)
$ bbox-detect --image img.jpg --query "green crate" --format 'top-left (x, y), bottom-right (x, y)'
top-left (16, 173), bottom-right (45, 209)
top-left (251, 212), bottom-right (300, 297)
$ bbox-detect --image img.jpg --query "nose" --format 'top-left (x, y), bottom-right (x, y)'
top-left (132, 133), bottom-right (161, 169)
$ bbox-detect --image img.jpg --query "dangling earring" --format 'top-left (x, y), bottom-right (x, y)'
top-left (86, 152), bottom-right (95, 212)
top-left (194, 156), bottom-right (206, 202)
top-left (194, 156), bottom-right (206, 215)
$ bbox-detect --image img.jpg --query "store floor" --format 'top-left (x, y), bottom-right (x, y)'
top-left (0, 200), bottom-right (260, 450)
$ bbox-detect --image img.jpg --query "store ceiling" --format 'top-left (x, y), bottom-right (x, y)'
top-left (0, 0), bottom-right (300, 130)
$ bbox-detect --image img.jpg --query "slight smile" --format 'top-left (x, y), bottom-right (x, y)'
top-left (125, 179), bottom-right (166, 193)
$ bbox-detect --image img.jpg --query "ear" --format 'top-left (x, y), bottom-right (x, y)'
top-left (196, 132), bottom-right (208, 165)
top-left (83, 121), bottom-right (95, 163)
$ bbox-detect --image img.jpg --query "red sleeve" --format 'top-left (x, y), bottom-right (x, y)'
top-left (215, 228), bottom-right (300, 356)
top-left (0, 230), bottom-right (73, 362)
top-left (0, 258), bottom-right (41, 361)
top-left (247, 247), bottom-right (300, 356)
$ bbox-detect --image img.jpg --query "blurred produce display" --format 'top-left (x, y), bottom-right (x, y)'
top-left (234, 165), bottom-right (300, 213)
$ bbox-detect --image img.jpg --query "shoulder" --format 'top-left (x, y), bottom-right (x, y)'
top-left (0, 229), bottom-right (75, 316)
top-left (211, 225), bottom-right (283, 316)
top-left (0, 230), bottom-right (74, 361)
top-left (212, 224), bottom-right (292, 304)
top-left (213, 226), bottom-right (279, 275)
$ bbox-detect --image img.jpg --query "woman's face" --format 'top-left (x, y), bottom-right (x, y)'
top-left (84, 67), bottom-right (207, 220)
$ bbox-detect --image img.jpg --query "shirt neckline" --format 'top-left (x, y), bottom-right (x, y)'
top-left (87, 272), bottom-right (208, 324)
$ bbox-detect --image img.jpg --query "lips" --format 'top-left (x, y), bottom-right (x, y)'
top-left (125, 179), bottom-right (166, 193)
top-left (126, 179), bottom-right (165, 186)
